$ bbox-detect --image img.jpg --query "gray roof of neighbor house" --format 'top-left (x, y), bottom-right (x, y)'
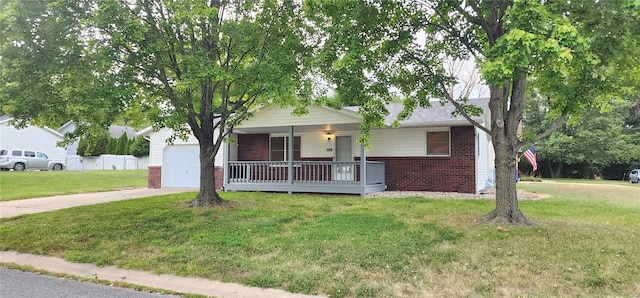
top-left (58, 121), bottom-right (138, 138)
top-left (109, 125), bottom-right (137, 138)
top-left (344, 97), bottom-right (489, 127)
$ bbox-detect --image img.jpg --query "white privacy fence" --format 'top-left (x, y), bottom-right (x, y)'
top-left (66, 155), bottom-right (149, 170)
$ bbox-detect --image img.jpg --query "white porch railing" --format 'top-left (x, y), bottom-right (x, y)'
top-left (227, 161), bottom-right (385, 187)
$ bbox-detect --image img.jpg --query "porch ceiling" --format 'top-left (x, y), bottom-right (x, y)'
top-left (232, 123), bottom-right (362, 134)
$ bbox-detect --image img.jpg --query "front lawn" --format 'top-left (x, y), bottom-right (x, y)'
top-left (1, 183), bottom-right (639, 297)
top-left (0, 170), bottom-right (148, 201)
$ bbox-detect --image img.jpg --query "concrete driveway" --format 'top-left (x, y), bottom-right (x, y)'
top-left (0, 188), bottom-right (196, 218)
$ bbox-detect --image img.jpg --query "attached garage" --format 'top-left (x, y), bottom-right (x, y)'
top-left (141, 126), bottom-right (224, 189)
top-left (162, 145), bottom-right (200, 188)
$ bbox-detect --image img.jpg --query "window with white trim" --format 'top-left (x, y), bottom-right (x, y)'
top-left (270, 136), bottom-right (301, 161)
top-left (426, 131), bottom-right (450, 156)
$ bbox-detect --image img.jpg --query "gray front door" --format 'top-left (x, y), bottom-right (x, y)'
top-left (334, 136), bottom-right (353, 180)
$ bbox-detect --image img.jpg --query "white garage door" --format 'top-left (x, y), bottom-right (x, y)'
top-left (162, 145), bottom-right (200, 188)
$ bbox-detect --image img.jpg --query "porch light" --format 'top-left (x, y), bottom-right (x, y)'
top-left (326, 132), bottom-right (333, 141)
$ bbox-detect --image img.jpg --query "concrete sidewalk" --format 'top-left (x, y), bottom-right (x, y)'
top-left (0, 188), bottom-right (196, 218)
top-left (0, 252), bottom-right (323, 298)
top-left (0, 188), bottom-right (325, 298)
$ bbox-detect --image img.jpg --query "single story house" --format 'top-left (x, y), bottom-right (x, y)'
top-left (142, 98), bottom-right (494, 195)
top-left (0, 116), bottom-right (67, 162)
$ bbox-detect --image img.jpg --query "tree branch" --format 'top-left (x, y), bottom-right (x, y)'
top-left (517, 112), bottom-right (567, 148)
top-left (395, 42), bottom-right (492, 135)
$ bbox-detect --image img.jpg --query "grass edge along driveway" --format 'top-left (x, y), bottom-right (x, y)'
top-left (0, 170), bottom-right (148, 201)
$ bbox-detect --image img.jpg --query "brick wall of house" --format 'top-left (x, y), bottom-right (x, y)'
top-left (237, 134), bottom-right (270, 161)
top-left (214, 166), bottom-right (224, 189)
top-left (148, 166), bottom-right (161, 188)
top-left (367, 126), bottom-right (477, 193)
top-left (232, 127), bottom-right (477, 193)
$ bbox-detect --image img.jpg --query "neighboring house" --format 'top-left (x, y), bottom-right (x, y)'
top-left (0, 116), bottom-right (67, 162)
top-left (58, 121), bottom-right (137, 155)
top-left (58, 121), bottom-right (147, 170)
top-left (144, 98), bottom-right (494, 195)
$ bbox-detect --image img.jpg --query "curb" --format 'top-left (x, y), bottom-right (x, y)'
top-left (0, 251), bottom-right (325, 298)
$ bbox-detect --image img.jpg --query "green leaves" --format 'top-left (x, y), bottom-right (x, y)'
top-left (0, 0), bottom-right (131, 137)
top-left (480, 0), bottom-right (592, 93)
top-left (1, 0), bottom-right (313, 144)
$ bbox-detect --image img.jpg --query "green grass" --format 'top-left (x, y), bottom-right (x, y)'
top-left (541, 177), bottom-right (635, 186)
top-left (0, 170), bottom-right (148, 201)
top-left (1, 183), bottom-right (639, 297)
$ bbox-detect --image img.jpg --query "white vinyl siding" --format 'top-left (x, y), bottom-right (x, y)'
top-left (0, 122), bottom-right (67, 162)
top-left (367, 128), bottom-right (426, 157)
top-left (237, 106), bottom-right (360, 128)
top-left (300, 131), bottom-right (337, 158)
top-left (475, 128), bottom-right (491, 193)
top-left (148, 128), bottom-right (223, 167)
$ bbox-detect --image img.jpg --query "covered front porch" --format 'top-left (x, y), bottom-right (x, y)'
top-left (224, 160), bottom-right (385, 195)
top-left (221, 105), bottom-right (386, 196)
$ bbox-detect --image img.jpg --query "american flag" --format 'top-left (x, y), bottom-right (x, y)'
top-left (523, 145), bottom-right (537, 171)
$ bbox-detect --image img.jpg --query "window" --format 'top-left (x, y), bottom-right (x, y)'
top-left (270, 136), bottom-right (301, 161)
top-left (426, 131), bottom-right (450, 156)
top-left (12, 150), bottom-right (22, 156)
top-left (24, 151), bottom-right (36, 157)
top-left (37, 152), bottom-right (48, 159)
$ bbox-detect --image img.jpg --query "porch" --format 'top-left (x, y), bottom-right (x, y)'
top-left (223, 160), bottom-right (386, 196)
top-left (220, 105), bottom-right (388, 196)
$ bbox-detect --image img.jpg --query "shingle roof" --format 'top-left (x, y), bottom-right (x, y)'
top-left (345, 97), bottom-right (489, 127)
top-left (109, 125), bottom-right (137, 138)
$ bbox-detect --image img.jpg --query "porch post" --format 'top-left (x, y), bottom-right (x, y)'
top-left (223, 133), bottom-right (229, 191)
top-left (288, 126), bottom-right (294, 194)
top-left (360, 141), bottom-right (366, 197)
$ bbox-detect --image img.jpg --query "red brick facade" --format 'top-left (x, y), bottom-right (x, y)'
top-left (367, 126), bottom-right (476, 193)
top-left (148, 166), bottom-right (162, 189)
top-left (237, 134), bottom-right (270, 161)
top-left (214, 166), bottom-right (224, 189)
top-left (233, 127), bottom-right (477, 193)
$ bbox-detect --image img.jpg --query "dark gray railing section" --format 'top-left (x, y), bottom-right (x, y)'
top-left (227, 161), bottom-right (385, 186)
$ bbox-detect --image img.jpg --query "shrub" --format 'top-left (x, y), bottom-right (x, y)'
top-left (116, 134), bottom-right (129, 155)
top-left (129, 136), bottom-right (150, 157)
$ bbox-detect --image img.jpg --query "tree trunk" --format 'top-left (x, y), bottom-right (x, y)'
top-left (482, 140), bottom-right (536, 225)
top-left (550, 161), bottom-right (563, 178)
top-left (482, 82), bottom-right (536, 226)
top-left (189, 134), bottom-right (224, 207)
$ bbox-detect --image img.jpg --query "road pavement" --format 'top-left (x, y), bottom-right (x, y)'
top-left (0, 267), bottom-right (177, 298)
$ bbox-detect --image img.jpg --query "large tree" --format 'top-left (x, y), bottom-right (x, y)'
top-left (307, 0), bottom-right (638, 225)
top-left (525, 95), bottom-right (640, 178)
top-left (522, 0), bottom-right (640, 178)
top-left (0, 0), bottom-right (313, 206)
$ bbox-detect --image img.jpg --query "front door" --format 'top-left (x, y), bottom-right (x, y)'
top-left (334, 136), bottom-right (353, 181)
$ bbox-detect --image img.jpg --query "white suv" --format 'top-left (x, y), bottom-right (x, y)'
top-left (630, 169), bottom-right (640, 184)
top-left (0, 149), bottom-right (66, 171)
